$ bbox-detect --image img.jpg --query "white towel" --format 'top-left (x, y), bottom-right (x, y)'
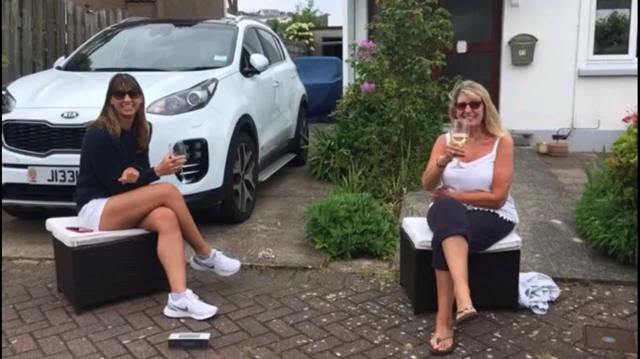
top-left (518, 272), bottom-right (561, 315)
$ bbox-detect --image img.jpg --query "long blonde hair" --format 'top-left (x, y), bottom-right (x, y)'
top-left (448, 80), bottom-right (506, 138)
top-left (89, 73), bottom-right (150, 153)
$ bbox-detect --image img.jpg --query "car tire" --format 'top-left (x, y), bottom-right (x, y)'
top-left (219, 132), bottom-right (258, 223)
top-left (289, 104), bottom-right (309, 167)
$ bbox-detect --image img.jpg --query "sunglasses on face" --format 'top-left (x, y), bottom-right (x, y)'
top-left (111, 90), bottom-right (142, 100)
top-left (455, 101), bottom-right (483, 111)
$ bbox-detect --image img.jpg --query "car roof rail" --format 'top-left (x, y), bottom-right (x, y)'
top-left (119, 16), bottom-right (150, 24)
top-left (222, 14), bottom-right (255, 23)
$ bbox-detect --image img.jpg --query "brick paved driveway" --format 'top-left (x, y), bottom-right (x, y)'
top-left (2, 260), bottom-right (637, 358)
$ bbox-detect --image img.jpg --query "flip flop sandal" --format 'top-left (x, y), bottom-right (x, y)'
top-left (455, 307), bottom-right (479, 326)
top-left (429, 335), bottom-right (456, 356)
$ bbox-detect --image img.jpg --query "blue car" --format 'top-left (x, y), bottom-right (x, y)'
top-left (293, 57), bottom-right (343, 119)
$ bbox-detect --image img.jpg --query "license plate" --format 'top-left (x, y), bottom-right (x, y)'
top-left (27, 167), bottom-right (79, 185)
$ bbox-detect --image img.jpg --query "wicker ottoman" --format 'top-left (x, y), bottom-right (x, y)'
top-left (46, 217), bottom-right (169, 313)
top-left (399, 217), bottom-right (522, 315)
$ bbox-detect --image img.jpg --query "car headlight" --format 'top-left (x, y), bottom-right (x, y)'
top-left (2, 87), bottom-right (16, 115)
top-left (147, 78), bottom-right (219, 116)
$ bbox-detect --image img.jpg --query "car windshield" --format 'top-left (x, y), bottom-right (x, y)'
top-left (62, 22), bottom-right (237, 72)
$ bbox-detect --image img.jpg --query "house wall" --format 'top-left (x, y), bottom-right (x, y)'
top-left (311, 27), bottom-right (342, 56)
top-left (342, 0), bottom-right (369, 87)
top-left (501, 0), bottom-right (637, 151)
top-left (74, 0), bottom-right (225, 19)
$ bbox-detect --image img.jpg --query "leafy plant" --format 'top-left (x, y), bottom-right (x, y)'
top-left (307, 0), bottom-right (455, 213)
top-left (575, 165), bottom-right (637, 265)
top-left (306, 192), bottom-right (398, 260)
top-left (2, 54), bottom-right (8, 68)
top-left (290, 0), bottom-right (326, 27)
top-left (284, 22), bottom-right (315, 55)
top-left (605, 108), bottom-right (638, 206)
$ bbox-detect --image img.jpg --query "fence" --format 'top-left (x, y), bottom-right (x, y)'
top-left (283, 39), bottom-right (308, 58)
top-left (2, 0), bottom-right (132, 84)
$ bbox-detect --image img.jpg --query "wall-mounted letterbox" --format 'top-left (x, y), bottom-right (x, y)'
top-left (508, 34), bottom-right (538, 66)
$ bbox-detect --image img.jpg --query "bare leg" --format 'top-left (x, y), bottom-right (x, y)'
top-left (99, 183), bottom-right (211, 256)
top-left (138, 207), bottom-right (187, 293)
top-left (441, 235), bottom-right (475, 317)
top-left (431, 270), bottom-right (455, 352)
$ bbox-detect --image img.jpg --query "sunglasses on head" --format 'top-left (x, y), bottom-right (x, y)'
top-left (455, 101), bottom-right (483, 111)
top-left (111, 90), bottom-right (142, 100)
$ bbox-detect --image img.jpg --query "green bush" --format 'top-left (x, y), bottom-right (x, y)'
top-left (575, 165), bottom-right (637, 265)
top-left (2, 54), bottom-right (8, 68)
top-left (308, 0), bottom-right (455, 213)
top-left (605, 116), bottom-right (637, 206)
top-left (306, 192), bottom-right (398, 260)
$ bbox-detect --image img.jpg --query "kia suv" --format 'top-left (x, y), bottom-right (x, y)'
top-left (1, 16), bottom-right (309, 223)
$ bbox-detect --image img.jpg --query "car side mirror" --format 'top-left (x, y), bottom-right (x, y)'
top-left (249, 54), bottom-right (269, 73)
top-left (53, 56), bottom-right (66, 69)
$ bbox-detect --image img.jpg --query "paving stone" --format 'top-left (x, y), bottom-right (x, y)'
top-left (1, 261), bottom-right (637, 359)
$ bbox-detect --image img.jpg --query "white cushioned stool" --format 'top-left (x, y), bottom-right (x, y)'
top-left (399, 217), bottom-right (522, 315)
top-left (46, 217), bottom-right (169, 313)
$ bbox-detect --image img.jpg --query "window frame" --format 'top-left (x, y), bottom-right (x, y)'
top-left (256, 28), bottom-right (286, 66)
top-left (587, 0), bottom-right (638, 63)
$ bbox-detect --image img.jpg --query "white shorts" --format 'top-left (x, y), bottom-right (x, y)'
top-left (78, 198), bottom-right (109, 231)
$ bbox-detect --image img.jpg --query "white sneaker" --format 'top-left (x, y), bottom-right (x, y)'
top-left (163, 289), bottom-right (218, 321)
top-left (189, 250), bottom-right (241, 277)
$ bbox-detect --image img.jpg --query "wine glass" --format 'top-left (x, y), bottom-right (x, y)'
top-left (170, 141), bottom-right (188, 184)
top-left (450, 119), bottom-right (470, 169)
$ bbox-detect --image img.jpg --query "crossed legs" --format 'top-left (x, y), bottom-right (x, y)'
top-left (426, 197), bottom-right (515, 353)
top-left (98, 182), bottom-right (213, 293)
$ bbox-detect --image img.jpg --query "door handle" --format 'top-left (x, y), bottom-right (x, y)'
top-left (273, 81), bottom-right (281, 88)
top-left (291, 72), bottom-right (298, 79)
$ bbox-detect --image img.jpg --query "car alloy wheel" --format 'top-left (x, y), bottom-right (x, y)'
top-left (232, 142), bottom-right (256, 213)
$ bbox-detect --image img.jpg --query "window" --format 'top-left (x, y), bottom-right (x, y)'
top-left (243, 29), bottom-right (264, 56)
top-left (63, 23), bottom-right (237, 72)
top-left (256, 29), bottom-right (285, 65)
top-left (588, 0), bottom-right (638, 62)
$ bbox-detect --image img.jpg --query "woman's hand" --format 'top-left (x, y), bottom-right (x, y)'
top-left (427, 188), bottom-right (455, 201)
top-left (118, 167), bottom-right (140, 184)
top-left (444, 142), bottom-right (466, 161)
top-left (154, 153), bottom-right (187, 177)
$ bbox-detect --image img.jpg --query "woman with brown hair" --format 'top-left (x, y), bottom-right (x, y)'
top-left (74, 73), bottom-right (240, 321)
top-left (421, 80), bottom-right (519, 355)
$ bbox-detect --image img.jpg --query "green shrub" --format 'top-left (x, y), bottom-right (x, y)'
top-left (2, 54), bottom-right (8, 68)
top-left (308, 0), bottom-right (455, 213)
top-left (605, 112), bottom-right (637, 206)
top-left (306, 192), bottom-right (398, 260)
top-left (575, 165), bottom-right (637, 265)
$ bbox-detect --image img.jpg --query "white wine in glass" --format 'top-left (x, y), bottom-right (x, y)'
top-left (450, 119), bottom-right (470, 168)
top-left (170, 141), bottom-right (188, 184)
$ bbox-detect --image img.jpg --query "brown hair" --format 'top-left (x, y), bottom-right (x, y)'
top-left (448, 80), bottom-right (506, 137)
top-left (89, 73), bottom-right (150, 152)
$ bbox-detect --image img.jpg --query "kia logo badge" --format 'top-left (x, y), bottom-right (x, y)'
top-left (61, 111), bottom-right (79, 119)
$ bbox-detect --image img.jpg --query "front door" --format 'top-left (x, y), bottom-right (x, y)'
top-left (367, 0), bottom-right (504, 108)
top-left (439, 0), bottom-right (504, 108)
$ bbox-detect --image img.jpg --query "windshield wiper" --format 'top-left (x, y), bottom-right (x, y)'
top-left (179, 66), bottom-right (223, 71)
top-left (91, 67), bottom-right (170, 72)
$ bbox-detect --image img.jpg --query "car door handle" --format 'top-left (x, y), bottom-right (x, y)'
top-left (273, 81), bottom-right (281, 88)
top-left (290, 72), bottom-right (298, 79)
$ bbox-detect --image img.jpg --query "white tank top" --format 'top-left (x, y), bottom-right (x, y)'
top-left (440, 133), bottom-right (519, 224)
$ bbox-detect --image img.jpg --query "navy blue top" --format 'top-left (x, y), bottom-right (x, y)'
top-left (73, 124), bottom-right (159, 210)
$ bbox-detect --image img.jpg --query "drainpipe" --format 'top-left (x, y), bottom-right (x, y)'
top-left (569, 1), bottom-right (582, 134)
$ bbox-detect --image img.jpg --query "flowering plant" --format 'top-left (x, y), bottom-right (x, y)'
top-left (284, 22), bottom-right (315, 55)
top-left (622, 107), bottom-right (638, 126)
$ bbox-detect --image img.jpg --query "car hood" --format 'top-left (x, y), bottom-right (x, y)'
top-left (5, 68), bottom-right (233, 109)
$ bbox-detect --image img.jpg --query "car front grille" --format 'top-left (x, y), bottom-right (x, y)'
top-left (2, 121), bottom-right (86, 156)
top-left (2, 183), bottom-right (76, 202)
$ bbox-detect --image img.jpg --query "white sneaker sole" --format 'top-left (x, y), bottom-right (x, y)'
top-left (163, 306), bottom-right (218, 321)
top-left (189, 257), bottom-right (241, 277)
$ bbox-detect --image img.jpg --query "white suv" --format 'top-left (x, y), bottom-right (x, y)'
top-left (1, 16), bottom-right (309, 223)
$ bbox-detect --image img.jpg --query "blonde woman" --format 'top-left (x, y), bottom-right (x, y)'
top-left (421, 80), bottom-right (519, 355)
